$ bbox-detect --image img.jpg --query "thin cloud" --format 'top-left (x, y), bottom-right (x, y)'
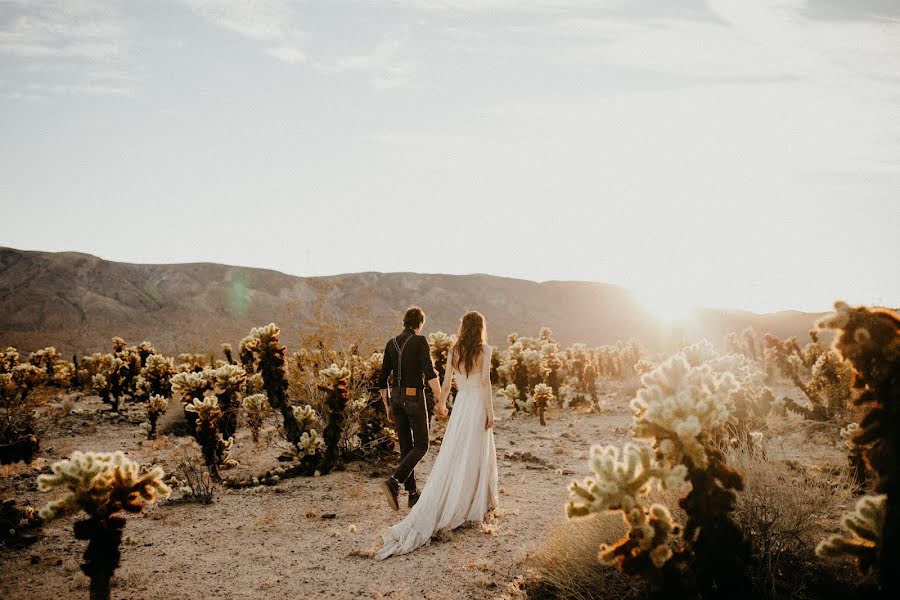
top-left (325, 35), bottom-right (419, 91)
top-left (0, 0), bottom-right (131, 97)
top-left (177, 0), bottom-right (306, 64)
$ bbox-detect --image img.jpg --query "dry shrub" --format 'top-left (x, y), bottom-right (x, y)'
top-left (526, 512), bottom-right (646, 600)
top-left (725, 443), bottom-right (858, 598)
top-left (169, 455), bottom-right (215, 504)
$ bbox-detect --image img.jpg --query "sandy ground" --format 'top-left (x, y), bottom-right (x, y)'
top-left (0, 380), bottom-right (850, 600)
top-left (1, 384), bottom-right (643, 600)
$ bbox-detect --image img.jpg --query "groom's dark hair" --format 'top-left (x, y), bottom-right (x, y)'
top-left (403, 306), bottom-right (425, 329)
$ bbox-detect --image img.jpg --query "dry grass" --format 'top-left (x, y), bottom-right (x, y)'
top-left (525, 512), bottom-right (645, 600)
top-left (725, 442), bottom-right (859, 599)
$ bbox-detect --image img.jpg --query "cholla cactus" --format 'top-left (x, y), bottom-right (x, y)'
top-left (242, 393), bottom-right (271, 443)
top-left (240, 324), bottom-right (305, 448)
top-left (184, 396), bottom-right (233, 480)
top-left (171, 369), bottom-right (212, 429)
top-left (92, 357), bottom-right (127, 412)
top-left (139, 394), bottom-right (169, 440)
top-left (532, 383), bottom-right (554, 426)
top-left (632, 355), bottom-right (736, 468)
top-left (37, 451), bottom-right (169, 600)
top-left (817, 302), bottom-right (899, 591)
top-left (317, 363), bottom-right (350, 474)
top-left (763, 332), bottom-right (848, 421)
top-left (567, 444), bottom-right (687, 570)
top-left (498, 384), bottom-right (520, 410)
top-left (295, 430), bottom-right (326, 459)
top-left (292, 403), bottom-right (319, 432)
top-left (221, 343), bottom-right (235, 365)
top-left (429, 332), bottom-right (457, 415)
top-left (634, 359), bottom-right (656, 377)
top-left (211, 363), bottom-right (246, 440)
top-left (816, 494), bottom-right (885, 573)
top-left (628, 351), bottom-right (752, 596)
top-left (140, 354), bottom-right (174, 399)
top-left (28, 347), bottom-right (70, 387)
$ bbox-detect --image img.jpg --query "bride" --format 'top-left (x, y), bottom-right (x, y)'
top-left (375, 310), bottom-right (499, 560)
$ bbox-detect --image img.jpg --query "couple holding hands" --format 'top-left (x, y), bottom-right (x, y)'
top-left (374, 306), bottom-right (498, 560)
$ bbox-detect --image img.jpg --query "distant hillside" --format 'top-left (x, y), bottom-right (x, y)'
top-left (0, 247), bottom-right (826, 355)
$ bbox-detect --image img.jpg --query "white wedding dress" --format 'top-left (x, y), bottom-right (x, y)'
top-left (375, 344), bottom-right (499, 560)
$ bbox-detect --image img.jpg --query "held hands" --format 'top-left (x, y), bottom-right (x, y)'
top-left (434, 401), bottom-right (449, 420)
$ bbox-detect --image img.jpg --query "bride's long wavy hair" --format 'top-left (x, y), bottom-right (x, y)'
top-left (451, 311), bottom-right (487, 375)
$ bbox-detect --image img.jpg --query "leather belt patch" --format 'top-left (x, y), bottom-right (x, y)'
top-left (405, 387), bottom-right (418, 396)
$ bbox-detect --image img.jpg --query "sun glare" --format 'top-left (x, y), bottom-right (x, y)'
top-left (632, 286), bottom-right (698, 324)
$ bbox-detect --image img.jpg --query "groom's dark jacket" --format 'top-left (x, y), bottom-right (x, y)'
top-left (378, 327), bottom-right (437, 392)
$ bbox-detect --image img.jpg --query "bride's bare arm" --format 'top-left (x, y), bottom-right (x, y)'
top-left (481, 345), bottom-right (494, 429)
top-left (439, 349), bottom-right (455, 406)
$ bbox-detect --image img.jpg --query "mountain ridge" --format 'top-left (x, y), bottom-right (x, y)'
top-left (0, 246), bottom-right (827, 355)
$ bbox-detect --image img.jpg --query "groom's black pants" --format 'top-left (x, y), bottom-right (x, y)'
top-left (390, 388), bottom-right (429, 493)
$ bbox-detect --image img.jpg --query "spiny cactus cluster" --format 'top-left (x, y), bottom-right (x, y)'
top-left (496, 329), bottom-right (645, 423)
top-left (137, 394), bottom-right (169, 439)
top-left (532, 383), bottom-right (554, 426)
top-left (38, 450), bottom-right (169, 600)
top-left (568, 444), bottom-right (688, 572)
top-left (429, 331), bottom-right (457, 414)
top-left (28, 346), bottom-right (72, 387)
top-left (184, 396), bottom-right (234, 480)
top-left (317, 363), bottom-right (351, 474)
top-left (241, 393), bottom-right (271, 443)
top-left (815, 302), bottom-right (899, 592)
top-left (567, 342), bottom-right (754, 597)
top-left (1, 347), bottom-right (46, 465)
top-left (211, 363), bottom-right (246, 441)
top-left (817, 494), bottom-right (885, 573)
top-left (240, 324), bottom-right (305, 448)
top-left (764, 331), bottom-right (853, 422)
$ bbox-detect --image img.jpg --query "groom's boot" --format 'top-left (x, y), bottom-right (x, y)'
top-left (408, 490), bottom-right (420, 509)
top-left (381, 477), bottom-right (400, 511)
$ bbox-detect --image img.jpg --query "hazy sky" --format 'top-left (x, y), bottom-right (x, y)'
top-left (1, 0), bottom-right (898, 315)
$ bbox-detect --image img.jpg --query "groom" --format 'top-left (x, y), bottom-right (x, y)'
top-left (378, 306), bottom-right (446, 511)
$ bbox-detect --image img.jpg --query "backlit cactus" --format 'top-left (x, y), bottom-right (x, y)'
top-left (816, 302), bottom-right (899, 591)
top-left (816, 494), bottom-right (885, 574)
top-left (37, 451), bottom-right (169, 600)
top-left (140, 354), bottom-right (174, 399)
top-left (532, 383), bottom-right (554, 426)
top-left (764, 332), bottom-right (852, 422)
top-left (498, 384), bottom-right (520, 410)
top-left (138, 394), bottom-right (169, 439)
top-left (171, 369), bottom-right (212, 430)
top-left (317, 363), bottom-right (351, 474)
top-left (631, 351), bottom-right (752, 596)
top-left (567, 444), bottom-right (688, 572)
top-left (240, 324), bottom-right (305, 448)
top-left (0, 348), bottom-right (45, 465)
top-left (184, 396), bottom-right (233, 480)
top-left (211, 363), bottom-right (246, 441)
top-left (242, 393), bottom-right (271, 443)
